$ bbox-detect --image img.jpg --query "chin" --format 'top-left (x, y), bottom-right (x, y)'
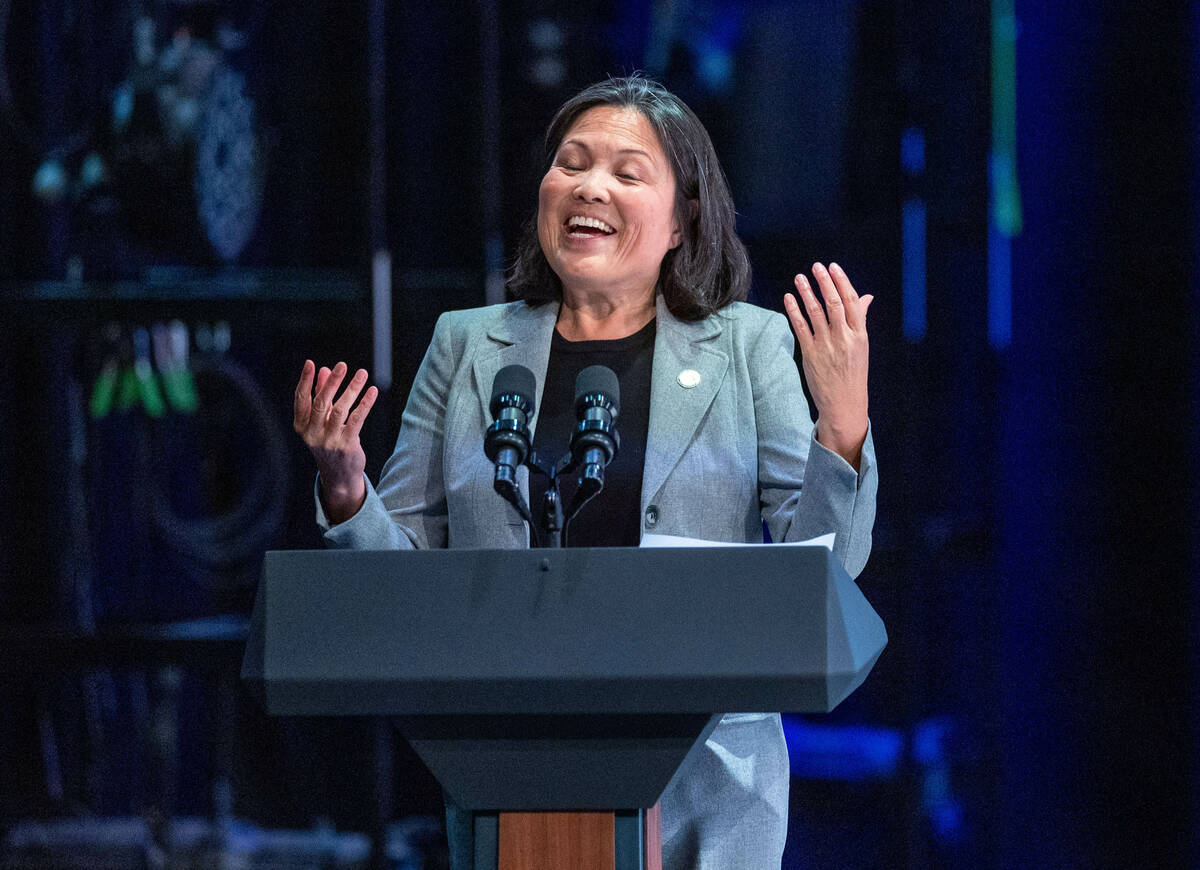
top-left (552, 258), bottom-right (609, 285)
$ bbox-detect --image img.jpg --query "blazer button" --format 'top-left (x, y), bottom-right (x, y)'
top-left (645, 505), bottom-right (659, 528)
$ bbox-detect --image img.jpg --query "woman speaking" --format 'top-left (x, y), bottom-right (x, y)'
top-left (293, 76), bottom-right (876, 869)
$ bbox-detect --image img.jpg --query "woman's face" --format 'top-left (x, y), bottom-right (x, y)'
top-left (537, 106), bottom-right (682, 301)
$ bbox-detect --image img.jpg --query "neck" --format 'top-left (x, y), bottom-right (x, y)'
top-left (556, 286), bottom-right (657, 341)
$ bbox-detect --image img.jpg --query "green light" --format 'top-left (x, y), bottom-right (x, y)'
top-left (992, 0), bottom-right (1023, 237)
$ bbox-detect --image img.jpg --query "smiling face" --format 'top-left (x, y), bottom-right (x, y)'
top-left (537, 106), bottom-right (682, 303)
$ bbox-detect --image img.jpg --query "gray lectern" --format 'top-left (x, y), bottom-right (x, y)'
top-left (242, 546), bottom-right (886, 870)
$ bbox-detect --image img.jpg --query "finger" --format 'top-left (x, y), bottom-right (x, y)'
top-left (309, 366), bottom-right (331, 423)
top-left (812, 263), bottom-right (846, 330)
top-left (828, 263), bottom-right (860, 300)
top-left (783, 292), bottom-right (814, 354)
top-left (829, 263), bottom-right (865, 329)
top-left (332, 369), bottom-right (369, 421)
top-left (315, 366), bottom-right (331, 396)
top-left (795, 274), bottom-right (829, 340)
top-left (346, 385), bottom-right (379, 437)
top-left (293, 360), bottom-right (315, 429)
top-left (312, 362), bottom-right (347, 421)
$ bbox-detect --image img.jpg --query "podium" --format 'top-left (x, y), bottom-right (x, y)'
top-left (242, 546), bottom-right (886, 869)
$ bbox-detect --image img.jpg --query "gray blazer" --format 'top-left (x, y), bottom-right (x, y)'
top-left (317, 293), bottom-right (877, 868)
top-left (320, 294), bottom-right (875, 565)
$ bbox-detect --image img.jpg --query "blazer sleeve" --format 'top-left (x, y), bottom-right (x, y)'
top-left (750, 311), bottom-right (878, 579)
top-left (314, 312), bottom-right (457, 550)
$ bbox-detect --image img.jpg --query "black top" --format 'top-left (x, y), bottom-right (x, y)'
top-left (529, 318), bottom-right (655, 547)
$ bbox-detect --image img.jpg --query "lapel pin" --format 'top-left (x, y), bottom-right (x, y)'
top-left (677, 369), bottom-right (701, 389)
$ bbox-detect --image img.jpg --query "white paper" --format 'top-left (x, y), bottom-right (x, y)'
top-left (639, 532), bottom-right (835, 551)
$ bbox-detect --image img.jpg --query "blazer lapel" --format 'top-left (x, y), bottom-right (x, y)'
top-left (642, 295), bottom-right (729, 506)
top-left (471, 302), bottom-right (559, 441)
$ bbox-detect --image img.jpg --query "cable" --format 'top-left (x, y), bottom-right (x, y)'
top-left (148, 353), bottom-right (289, 584)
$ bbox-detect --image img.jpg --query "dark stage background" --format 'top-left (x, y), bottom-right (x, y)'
top-left (0, 0), bottom-right (1196, 868)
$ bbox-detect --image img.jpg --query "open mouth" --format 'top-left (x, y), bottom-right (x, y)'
top-left (566, 215), bottom-right (616, 238)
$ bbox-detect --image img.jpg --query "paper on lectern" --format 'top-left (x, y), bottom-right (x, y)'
top-left (639, 532), bottom-right (835, 551)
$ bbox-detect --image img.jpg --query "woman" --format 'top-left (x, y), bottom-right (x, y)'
top-left (294, 76), bottom-right (876, 869)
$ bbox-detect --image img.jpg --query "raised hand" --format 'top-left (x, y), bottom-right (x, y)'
top-left (783, 262), bottom-right (873, 470)
top-left (293, 360), bottom-right (378, 522)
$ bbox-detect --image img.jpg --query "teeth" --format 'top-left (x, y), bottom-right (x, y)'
top-left (568, 216), bottom-right (615, 233)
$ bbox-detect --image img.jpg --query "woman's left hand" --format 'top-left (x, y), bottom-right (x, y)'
top-left (784, 262), bottom-right (873, 470)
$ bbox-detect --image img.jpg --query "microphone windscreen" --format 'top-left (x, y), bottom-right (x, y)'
top-left (574, 365), bottom-right (620, 417)
top-left (490, 365), bottom-right (537, 416)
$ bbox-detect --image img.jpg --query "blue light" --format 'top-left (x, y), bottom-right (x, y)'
top-left (913, 716), bottom-right (956, 762)
top-left (782, 718), bottom-right (904, 781)
top-left (783, 716), bottom-right (966, 843)
top-left (913, 718), bottom-right (965, 843)
top-left (902, 197), bottom-right (927, 341)
top-left (901, 126), bottom-right (926, 176)
top-left (988, 215), bottom-right (1012, 348)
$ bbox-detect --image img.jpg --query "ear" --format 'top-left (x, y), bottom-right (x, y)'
top-left (670, 199), bottom-right (699, 250)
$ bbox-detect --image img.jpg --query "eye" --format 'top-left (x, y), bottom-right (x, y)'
top-left (617, 172), bottom-right (640, 181)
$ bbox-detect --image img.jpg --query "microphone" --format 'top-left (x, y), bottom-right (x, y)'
top-left (484, 365), bottom-right (537, 492)
top-left (570, 365), bottom-right (620, 492)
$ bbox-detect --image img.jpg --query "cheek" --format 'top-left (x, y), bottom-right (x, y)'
top-left (614, 223), bottom-right (642, 258)
top-left (622, 201), bottom-right (677, 256)
top-left (615, 222), bottom-right (667, 269)
top-left (536, 182), bottom-right (557, 247)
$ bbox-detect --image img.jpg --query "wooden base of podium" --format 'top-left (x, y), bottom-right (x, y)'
top-left (484, 805), bottom-right (661, 870)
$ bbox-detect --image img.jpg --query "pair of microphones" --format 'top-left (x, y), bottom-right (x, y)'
top-left (483, 364), bottom-right (620, 546)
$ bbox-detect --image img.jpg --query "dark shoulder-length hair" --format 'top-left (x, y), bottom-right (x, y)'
top-left (507, 76), bottom-right (751, 321)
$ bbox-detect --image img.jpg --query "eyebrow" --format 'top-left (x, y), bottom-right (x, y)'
top-left (558, 139), bottom-right (655, 162)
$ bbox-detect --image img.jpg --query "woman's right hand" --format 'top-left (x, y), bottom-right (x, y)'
top-left (293, 360), bottom-right (378, 523)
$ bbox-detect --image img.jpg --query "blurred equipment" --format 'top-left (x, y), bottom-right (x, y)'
top-left (86, 318), bottom-right (289, 599)
top-left (1, 0), bottom-right (264, 269)
top-left (1, 816), bottom-right (374, 870)
top-left (19, 317), bottom-right (292, 838)
top-left (195, 63), bottom-right (262, 261)
top-left (110, 12), bottom-right (263, 263)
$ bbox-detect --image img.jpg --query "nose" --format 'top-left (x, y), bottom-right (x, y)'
top-left (572, 169), bottom-right (610, 203)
